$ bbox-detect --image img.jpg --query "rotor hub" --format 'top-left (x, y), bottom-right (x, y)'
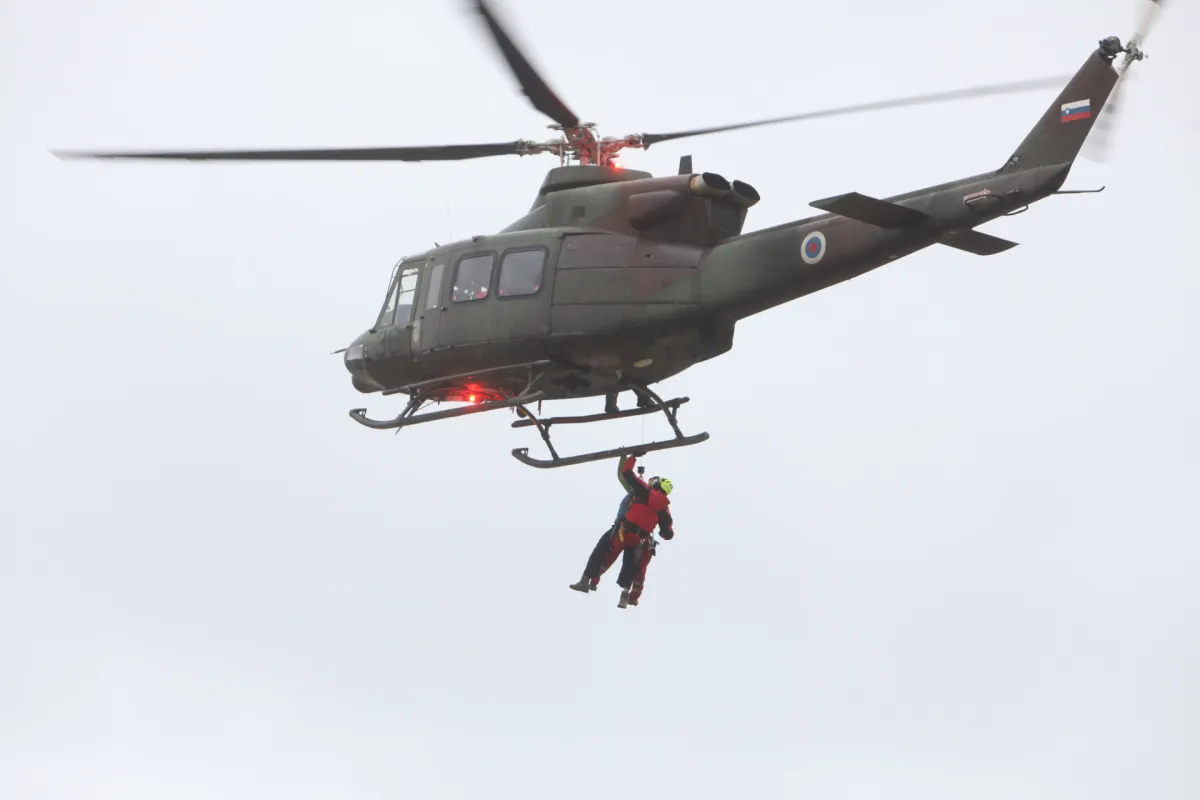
top-left (1099, 35), bottom-right (1149, 66)
top-left (522, 124), bottom-right (645, 167)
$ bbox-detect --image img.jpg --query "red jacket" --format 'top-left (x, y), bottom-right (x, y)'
top-left (617, 455), bottom-right (674, 539)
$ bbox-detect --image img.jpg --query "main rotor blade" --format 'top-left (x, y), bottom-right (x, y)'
top-left (51, 141), bottom-right (527, 162)
top-left (469, 0), bottom-right (580, 128)
top-left (639, 76), bottom-right (1072, 147)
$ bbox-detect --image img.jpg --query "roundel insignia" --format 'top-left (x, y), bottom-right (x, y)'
top-left (801, 231), bottom-right (826, 265)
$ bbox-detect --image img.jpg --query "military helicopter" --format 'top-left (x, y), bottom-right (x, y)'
top-left (54, 0), bottom-right (1162, 469)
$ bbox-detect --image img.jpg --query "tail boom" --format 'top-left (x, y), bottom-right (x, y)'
top-left (699, 36), bottom-right (1137, 323)
top-left (698, 163), bottom-right (1067, 320)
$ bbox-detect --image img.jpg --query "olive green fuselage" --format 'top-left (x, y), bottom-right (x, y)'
top-left (343, 159), bottom-right (1070, 403)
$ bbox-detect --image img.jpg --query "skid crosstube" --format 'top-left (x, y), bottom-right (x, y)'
top-left (508, 386), bottom-right (709, 469)
top-left (510, 397), bottom-right (690, 429)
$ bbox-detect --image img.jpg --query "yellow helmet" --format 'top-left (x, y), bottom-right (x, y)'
top-left (651, 477), bottom-right (673, 496)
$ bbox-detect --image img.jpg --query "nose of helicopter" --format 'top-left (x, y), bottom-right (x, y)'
top-left (342, 333), bottom-right (380, 393)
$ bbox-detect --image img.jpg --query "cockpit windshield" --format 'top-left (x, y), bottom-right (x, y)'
top-left (378, 262), bottom-right (421, 328)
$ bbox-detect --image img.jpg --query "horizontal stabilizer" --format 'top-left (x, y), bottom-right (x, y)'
top-left (937, 228), bottom-right (1018, 256)
top-left (809, 191), bottom-right (930, 228)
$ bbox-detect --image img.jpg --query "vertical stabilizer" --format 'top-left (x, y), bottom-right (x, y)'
top-left (999, 42), bottom-right (1124, 173)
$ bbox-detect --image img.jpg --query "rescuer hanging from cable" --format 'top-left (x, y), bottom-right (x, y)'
top-left (569, 452), bottom-right (674, 608)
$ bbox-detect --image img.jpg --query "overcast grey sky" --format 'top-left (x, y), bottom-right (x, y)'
top-left (3, 0), bottom-right (1198, 798)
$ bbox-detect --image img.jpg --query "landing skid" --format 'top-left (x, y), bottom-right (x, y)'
top-left (510, 387), bottom-right (709, 469)
top-left (348, 360), bottom-right (552, 430)
top-left (347, 360), bottom-right (709, 469)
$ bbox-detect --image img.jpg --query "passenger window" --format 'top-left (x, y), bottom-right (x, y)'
top-left (424, 263), bottom-right (444, 310)
top-left (498, 249), bottom-right (545, 297)
top-left (452, 254), bottom-right (494, 303)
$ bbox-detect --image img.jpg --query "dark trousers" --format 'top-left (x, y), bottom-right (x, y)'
top-left (583, 523), bottom-right (655, 598)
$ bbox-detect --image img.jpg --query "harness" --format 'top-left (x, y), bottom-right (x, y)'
top-left (618, 518), bottom-right (651, 537)
top-left (616, 520), bottom-right (659, 555)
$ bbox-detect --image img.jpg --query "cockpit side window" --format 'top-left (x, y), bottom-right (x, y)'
top-left (376, 263), bottom-right (400, 327)
top-left (378, 264), bottom-right (421, 327)
top-left (451, 254), bottom-right (495, 303)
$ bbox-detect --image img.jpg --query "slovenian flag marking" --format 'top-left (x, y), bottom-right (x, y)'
top-left (1061, 99), bottom-right (1091, 123)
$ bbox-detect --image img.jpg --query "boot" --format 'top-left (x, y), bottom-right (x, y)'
top-left (617, 589), bottom-right (630, 608)
top-left (569, 575), bottom-right (596, 593)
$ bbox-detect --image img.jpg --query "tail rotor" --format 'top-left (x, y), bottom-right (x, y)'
top-left (1083, 0), bottom-right (1166, 163)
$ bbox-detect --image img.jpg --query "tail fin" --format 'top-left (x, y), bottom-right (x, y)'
top-left (999, 43), bottom-right (1122, 173)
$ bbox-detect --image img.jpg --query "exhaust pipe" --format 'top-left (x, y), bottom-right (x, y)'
top-left (688, 171), bottom-right (731, 200)
top-left (728, 180), bottom-right (760, 209)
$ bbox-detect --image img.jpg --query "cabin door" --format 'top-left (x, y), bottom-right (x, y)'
top-left (412, 258), bottom-right (446, 359)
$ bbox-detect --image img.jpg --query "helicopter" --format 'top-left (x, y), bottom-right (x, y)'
top-left (53, 0), bottom-right (1162, 469)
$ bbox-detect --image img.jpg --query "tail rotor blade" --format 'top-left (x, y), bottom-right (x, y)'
top-left (1131, 0), bottom-right (1166, 48)
top-left (1082, 0), bottom-right (1167, 163)
top-left (1082, 74), bottom-right (1127, 163)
